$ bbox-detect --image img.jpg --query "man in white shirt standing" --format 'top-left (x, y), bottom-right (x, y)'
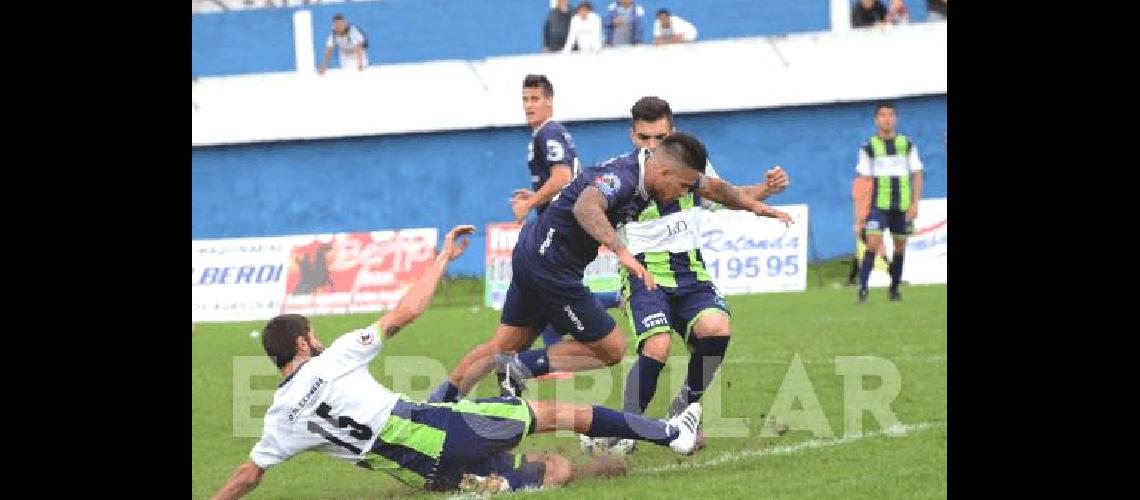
top-left (653, 9), bottom-right (698, 45)
top-left (562, 1), bottom-right (604, 53)
top-left (319, 14), bottom-right (368, 74)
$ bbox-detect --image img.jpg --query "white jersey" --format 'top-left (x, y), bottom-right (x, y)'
top-left (250, 323), bottom-right (401, 469)
top-left (620, 162), bottom-right (720, 256)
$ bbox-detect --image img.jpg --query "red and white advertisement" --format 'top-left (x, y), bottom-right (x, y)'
top-left (484, 222), bottom-right (620, 310)
top-left (864, 197), bottom-right (947, 286)
top-left (281, 228), bottom-right (439, 316)
top-left (902, 198), bottom-right (947, 284)
top-left (485, 222), bottom-right (521, 310)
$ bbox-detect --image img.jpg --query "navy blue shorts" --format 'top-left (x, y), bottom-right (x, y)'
top-left (367, 398), bottom-right (540, 494)
top-left (864, 208), bottom-right (914, 236)
top-left (500, 255), bottom-right (616, 343)
top-left (623, 274), bottom-right (731, 351)
top-left (368, 397), bottom-right (538, 491)
top-left (435, 451), bottom-right (547, 492)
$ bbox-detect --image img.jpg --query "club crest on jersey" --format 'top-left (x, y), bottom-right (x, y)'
top-left (594, 172), bottom-right (621, 197)
top-left (359, 330), bottom-right (374, 346)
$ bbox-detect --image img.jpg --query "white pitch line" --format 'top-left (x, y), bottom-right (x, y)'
top-left (639, 421), bottom-right (943, 474)
top-left (725, 355), bottom-right (946, 365)
top-left (446, 422), bottom-right (943, 498)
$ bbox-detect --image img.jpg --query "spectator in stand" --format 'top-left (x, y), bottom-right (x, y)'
top-left (653, 9), bottom-right (698, 46)
top-left (927, 0), bottom-right (947, 21)
top-left (851, 0), bottom-right (887, 28)
top-left (885, 0), bottom-right (909, 25)
top-left (318, 14), bottom-right (368, 74)
top-left (562, 2), bottom-right (604, 53)
top-left (544, 0), bottom-right (575, 53)
top-left (605, 0), bottom-right (645, 47)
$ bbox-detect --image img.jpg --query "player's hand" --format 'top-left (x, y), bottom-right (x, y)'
top-left (618, 250), bottom-right (656, 290)
top-left (764, 207), bottom-right (794, 227)
top-left (764, 166), bottom-right (789, 195)
top-left (510, 198), bottom-right (531, 224)
top-left (441, 225), bottom-right (475, 261)
top-left (906, 206), bottom-right (918, 223)
top-left (854, 223), bottom-right (864, 238)
top-left (510, 190), bottom-right (535, 224)
top-left (318, 67), bottom-right (327, 76)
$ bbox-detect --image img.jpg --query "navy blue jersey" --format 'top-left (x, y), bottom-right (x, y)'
top-left (527, 120), bottom-right (579, 215)
top-left (516, 148), bottom-right (652, 278)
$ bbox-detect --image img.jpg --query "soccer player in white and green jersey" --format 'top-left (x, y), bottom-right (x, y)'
top-left (853, 101), bottom-right (924, 303)
top-left (209, 225), bottom-right (703, 498)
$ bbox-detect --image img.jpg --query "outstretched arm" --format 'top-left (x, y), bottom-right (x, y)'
top-left (697, 176), bottom-right (792, 226)
top-left (740, 166), bottom-right (790, 201)
top-left (210, 461), bottom-right (264, 500)
top-left (376, 225), bottom-right (475, 338)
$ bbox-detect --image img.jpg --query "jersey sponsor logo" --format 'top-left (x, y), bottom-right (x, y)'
top-left (642, 311), bottom-right (668, 329)
top-left (594, 172), bottom-right (622, 197)
top-left (287, 378), bottom-right (326, 422)
top-left (563, 305), bottom-right (585, 332)
top-left (546, 140), bottom-right (565, 162)
top-left (665, 220), bottom-right (689, 238)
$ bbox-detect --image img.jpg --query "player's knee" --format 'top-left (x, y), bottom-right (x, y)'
top-left (892, 240), bottom-right (907, 256)
top-left (541, 454), bottom-right (573, 487)
top-left (693, 314), bottom-right (731, 338)
top-left (641, 333), bottom-right (671, 362)
top-left (596, 332), bottom-right (627, 365)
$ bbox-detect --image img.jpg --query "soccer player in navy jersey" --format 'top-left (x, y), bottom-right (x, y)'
top-left (427, 132), bottom-right (791, 406)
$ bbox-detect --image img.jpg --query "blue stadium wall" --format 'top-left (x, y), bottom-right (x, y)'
top-left (193, 0), bottom-right (909, 77)
top-left (192, 94), bottom-right (946, 276)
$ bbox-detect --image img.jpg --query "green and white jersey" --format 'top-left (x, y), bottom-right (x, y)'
top-left (618, 162), bottom-right (721, 288)
top-left (856, 135), bottom-right (923, 211)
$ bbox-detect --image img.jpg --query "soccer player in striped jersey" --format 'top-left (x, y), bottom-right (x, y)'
top-left (209, 225), bottom-right (703, 498)
top-left (853, 102), bottom-right (924, 303)
top-left (600, 96), bottom-right (791, 454)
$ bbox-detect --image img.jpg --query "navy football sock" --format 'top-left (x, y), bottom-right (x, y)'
top-left (623, 355), bottom-right (665, 414)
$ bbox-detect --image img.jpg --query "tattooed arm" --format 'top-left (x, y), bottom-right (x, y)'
top-left (573, 186), bottom-right (656, 289)
top-left (697, 175), bottom-right (793, 226)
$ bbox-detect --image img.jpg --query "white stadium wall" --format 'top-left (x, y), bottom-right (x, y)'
top-left (192, 22), bottom-right (946, 146)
